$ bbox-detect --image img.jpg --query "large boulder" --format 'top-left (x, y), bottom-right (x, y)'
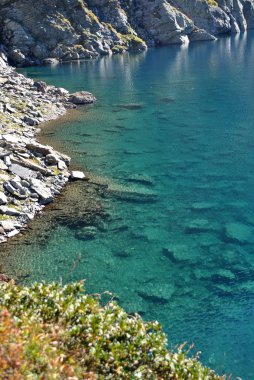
top-left (69, 91), bottom-right (96, 105)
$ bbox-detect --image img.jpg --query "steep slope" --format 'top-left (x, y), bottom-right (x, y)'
top-left (0, 0), bottom-right (254, 66)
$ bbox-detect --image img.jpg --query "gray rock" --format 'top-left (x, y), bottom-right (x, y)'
top-left (58, 160), bottom-right (67, 170)
top-left (30, 178), bottom-right (53, 204)
top-left (69, 92), bottom-right (96, 105)
top-left (10, 155), bottom-right (51, 175)
top-left (55, 87), bottom-right (69, 96)
top-left (3, 181), bottom-right (28, 199)
top-left (2, 134), bottom-right (21, 144)
top-left (9, 164), bottom-right (35, 180)
top-left (9, 49), bottom-right (26, 64)
top-left (26, 141), bottom-right (52, 156)
top-left (0, 148), bottom-right (11, 158)
top-left (23, 116), bottom-right (39, 126)
top-left (45, 153), bottom-right (59, 165)
top-left (33, 81), bottom-right (47, 92)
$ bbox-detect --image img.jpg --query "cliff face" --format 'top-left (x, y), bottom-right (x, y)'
top-left (0, 0), bottom-right (254, 66)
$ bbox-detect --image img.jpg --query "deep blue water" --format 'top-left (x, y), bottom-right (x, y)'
top-left (6, 32), bottom-right (254, 378)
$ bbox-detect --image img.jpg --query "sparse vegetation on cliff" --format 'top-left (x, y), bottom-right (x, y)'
top-left (0, 282), bottom-right (224, 379)
top-left (206, 0), bottom-right (218, 6)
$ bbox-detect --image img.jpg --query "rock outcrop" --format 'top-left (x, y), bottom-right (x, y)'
top-left (0, 0), bottom-right (254, 66)
top-left (0, 55), bottom-right (89, 242)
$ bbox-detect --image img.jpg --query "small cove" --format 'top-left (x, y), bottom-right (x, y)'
top-left (2, 33), bottom-right (254, 378)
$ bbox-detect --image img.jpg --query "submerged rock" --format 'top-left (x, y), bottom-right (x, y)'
top-left (106, 183), bottom-right (158, 203)
top-left (138, 283), bottom-right (175, 304)
top-left (115, 104), bottom-right (144, 110)
top-left (184, 219), bottom-right (214, 233)
top-left (191, 202), bottom-right (217, 211)
top-left (211, 268), bottom-right (236, 282)
top-left (224, 222), bottom-right (254, 245)
top-left (75, 226), bottom-right (97, 241)
top-left (126, 174), bottom-right (155, 186)
top-left (162, 244), bottom-right (200, 263)
top-left (159, 97), bottom-right (175, 104)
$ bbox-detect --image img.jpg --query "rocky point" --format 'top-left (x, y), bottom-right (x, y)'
top-left (0, 52), bottom-right (95, 243)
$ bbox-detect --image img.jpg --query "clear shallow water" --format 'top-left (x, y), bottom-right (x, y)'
top-left (4, 33), bottom-right (254, 378)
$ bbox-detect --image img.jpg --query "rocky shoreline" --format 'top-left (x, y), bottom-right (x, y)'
top-left (0, 52), bottom-right (95, 243)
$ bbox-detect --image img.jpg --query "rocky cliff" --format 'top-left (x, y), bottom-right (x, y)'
top-left (0, 0), bottom-right (254, 65)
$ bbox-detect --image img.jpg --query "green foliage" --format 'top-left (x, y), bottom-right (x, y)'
top-left (0, 282), bottom-right (225, 379)
top-left (119, 32), bottom-right (146, 49)
top-left (206, 0), bottom-right (218, 6)
top-left (112, 45), bottom-right (127, 53)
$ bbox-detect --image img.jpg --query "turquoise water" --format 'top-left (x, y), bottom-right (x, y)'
top-left (4, 33), bottom-right (254, 378)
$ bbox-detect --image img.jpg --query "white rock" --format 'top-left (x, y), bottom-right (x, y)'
top-left (0, 236), bottom-right (7, 243)
top-left (0, 192), bottom-right (8, 205)
top-left (1, 220), bottom-right (15, 232)
top-left (58, 160), bottom-right (67, 170)
top-left (7, 229), bottom-right (20, 238)
top-left (0, 160), bottom-right (8, 170)
top-left (70, 171), bottom-right (86, 180)
top-left (4, 156), bottom-right (11, 167)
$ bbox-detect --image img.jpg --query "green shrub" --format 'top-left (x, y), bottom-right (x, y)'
top-left (0, 282), bottom-right (225, 379)
top-left (206, 0), bottom-right (218, 6)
